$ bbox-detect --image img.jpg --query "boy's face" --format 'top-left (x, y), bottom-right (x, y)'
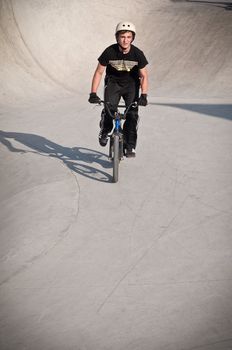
top-left (117, 31), bottom-right (133, 51)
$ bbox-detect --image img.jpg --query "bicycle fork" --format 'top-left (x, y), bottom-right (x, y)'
top-left (109, 119), bottom-right (124, 160)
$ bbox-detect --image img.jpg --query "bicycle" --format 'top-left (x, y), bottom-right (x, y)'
top-left (100, 100), bottom-right (137, 183)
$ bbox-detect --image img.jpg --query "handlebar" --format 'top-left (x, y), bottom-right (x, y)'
top-left (100, 100), bottom-right (137, 108)
top-left (100, 100), bottom-right (137, 119)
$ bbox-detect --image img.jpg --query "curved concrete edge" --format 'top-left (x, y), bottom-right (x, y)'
top-left (0, 148), bottom-right (80, 287)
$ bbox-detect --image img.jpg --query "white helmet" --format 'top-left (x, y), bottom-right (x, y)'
top-left (115, 21), bottom-right (136, 36)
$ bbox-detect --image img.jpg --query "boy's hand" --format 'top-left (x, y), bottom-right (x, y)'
top-left (138, 94), bottom-right (148, 106)
top-left (88, 93), bottom-right (101, 104)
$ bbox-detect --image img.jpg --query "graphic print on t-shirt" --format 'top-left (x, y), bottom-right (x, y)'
top-left (109, 60), bottom-right (138, 72)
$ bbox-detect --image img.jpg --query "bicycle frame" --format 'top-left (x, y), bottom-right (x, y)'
top-left (100, 100), bottom-right (137, 182)
top-left (109, 112), bottom-right (124, 161)
top-left (101, 100), bottom-right (137, 133)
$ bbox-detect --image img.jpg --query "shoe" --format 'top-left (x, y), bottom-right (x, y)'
top-left (99, 132), bottom-right (108, 147)
top-left (125, 147), bottom-right (136, 158)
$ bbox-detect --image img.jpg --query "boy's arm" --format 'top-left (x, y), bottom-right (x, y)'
top-left (88, 63), bottom-right (105, 103)
top-left (139, 67), bottom-right (148, 94)
top-left (138, 67), bottom-right (148, 106)
top-left (91, 63), bottom-right (106, 93)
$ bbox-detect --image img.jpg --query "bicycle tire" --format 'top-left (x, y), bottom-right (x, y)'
top-left (113, 134), bottom-right (120, 183)
top-left (109, 136), bottom-right (113, 159)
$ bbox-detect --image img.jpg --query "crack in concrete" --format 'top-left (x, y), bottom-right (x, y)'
top-left (184, 337), bottom-right (232, 350)
top-left (97, 195), bottom-right (189, 313)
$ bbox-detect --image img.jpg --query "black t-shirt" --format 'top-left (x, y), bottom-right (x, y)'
top-left (98, 44), bottom-right (148, 82)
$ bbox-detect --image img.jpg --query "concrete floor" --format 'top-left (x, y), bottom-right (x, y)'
top-left (0, 1), bottom-right (232, 349)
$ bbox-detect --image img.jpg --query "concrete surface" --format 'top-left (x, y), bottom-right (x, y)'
top-left (0, 0), bottom-right (232, 349)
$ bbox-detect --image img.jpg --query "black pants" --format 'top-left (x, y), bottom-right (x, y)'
top-left (101, 77), bottom-right (140, 149)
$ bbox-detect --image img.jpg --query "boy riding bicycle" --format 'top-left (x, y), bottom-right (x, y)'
top-left (88, 21), bottom-right (149, 158)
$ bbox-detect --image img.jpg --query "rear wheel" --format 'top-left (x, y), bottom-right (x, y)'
top-left (113, 134), bottom-right (120, 183)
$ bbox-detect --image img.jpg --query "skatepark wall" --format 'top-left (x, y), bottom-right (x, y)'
top-left (0, 0), bottom-right (232, 104)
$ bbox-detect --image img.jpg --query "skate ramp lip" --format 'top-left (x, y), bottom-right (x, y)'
top-left (170, 0), bottom-right (232, 11)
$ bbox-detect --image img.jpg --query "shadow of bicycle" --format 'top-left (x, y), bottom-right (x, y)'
top-left (0, 130), bottom-right (112, 183)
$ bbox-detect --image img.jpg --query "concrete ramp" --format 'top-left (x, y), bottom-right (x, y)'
top-left (1, 0), bottom-right (232, 99)
top-left (0, 1), bottom-right (232, 349)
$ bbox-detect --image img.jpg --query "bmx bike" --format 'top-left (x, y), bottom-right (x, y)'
top-left (100, 100), bottom-right (137, 183)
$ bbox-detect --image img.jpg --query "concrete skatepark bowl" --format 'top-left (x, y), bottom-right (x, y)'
top-left (0, 0), bottom-right (232, 349)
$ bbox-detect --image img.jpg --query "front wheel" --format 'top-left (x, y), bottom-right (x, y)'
top-left (113, 134), bottom-right (120, 183)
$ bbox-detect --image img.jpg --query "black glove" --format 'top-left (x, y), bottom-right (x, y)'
top-left (138, 94), bottom-right (148, 106)
top-left (88, 92), bottom-right (101, 104)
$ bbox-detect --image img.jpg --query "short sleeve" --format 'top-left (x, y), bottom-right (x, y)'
top-left (137, 50), bottom-right (148, 69)
top-left (98, 48), bottom-right (109, 66)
